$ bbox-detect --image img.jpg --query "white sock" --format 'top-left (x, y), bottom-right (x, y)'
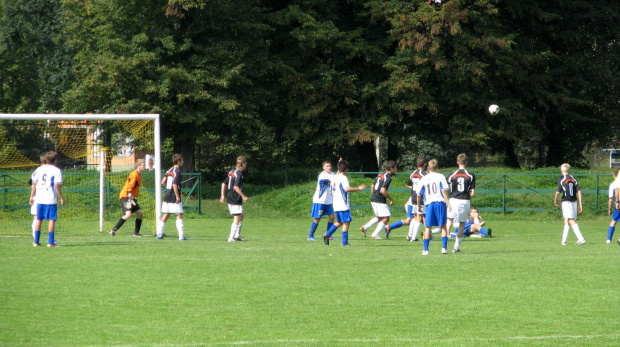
top-left (408, 222), bottom-right (416, 238)
top-left (157, 221), bottom-right (165, 237)
top-left (363, 217), bottom-right (379, 231)
top-left (229, 223), bottom-right (238, 241)
top-left (562, 225), bottom-right (569, 243)
top-left (454, 237), bottom-right (463, 250)
top-left (372, 222), bottom-right (385, 237)
top-left (176, 219), bottom-right (184, 239)
top-left (235, 222), bottom-right (242, 239)
top-left (572, 224), bottom-right (584, 241)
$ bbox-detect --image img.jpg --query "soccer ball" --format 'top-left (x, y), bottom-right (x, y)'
top-left (488, 104), bottom-right (500, 115)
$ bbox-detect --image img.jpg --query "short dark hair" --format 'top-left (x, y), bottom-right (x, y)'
top-left (385, 160), bottom-right (397, 171)
top-left (337, 160), bottom-right (349, 172)
top-left (416, 157), bottom-right (427, 169)
top-left (172, 153), bottom-right (183, 165)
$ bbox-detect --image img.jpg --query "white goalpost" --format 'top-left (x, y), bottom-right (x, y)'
top-left (0, 114), bottom-right (162, 232)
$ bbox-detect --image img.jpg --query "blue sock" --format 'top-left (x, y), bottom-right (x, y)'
top-left (326, 224), bottom-right (339, 238)
top-left (480, 227), bottom-right (488, 237)
top-left (389, 220), bottom-right (404, 230)
top-left (608, 226), bottom-right (615, 241)
top-left (423, 239), bottom-right (430, 251)
top-left (34, 231), bottom-right (41, 244)
top-left (309, 221), bottom-right (318, 238)
top-left (442, 236), bottom-right (448, 249)
top-left (342, 231), bottom-right (349, 245)
top-left (48, 231), bottom-right (55, 245)
top-left (326, 222), bottom-right (334, 232)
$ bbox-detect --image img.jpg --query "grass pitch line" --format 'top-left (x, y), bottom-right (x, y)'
top-left (101, 334), bottom-right (620, 346)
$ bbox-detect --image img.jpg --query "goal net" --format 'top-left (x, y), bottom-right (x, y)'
top-left (0, 114), bottom-right (161, 235)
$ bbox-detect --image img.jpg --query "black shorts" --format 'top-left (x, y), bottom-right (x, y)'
top-left (120, 197), bottom-right (141, 214)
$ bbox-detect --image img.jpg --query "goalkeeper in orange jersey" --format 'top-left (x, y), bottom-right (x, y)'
top-left (110, 159), bottom-right (145, 237)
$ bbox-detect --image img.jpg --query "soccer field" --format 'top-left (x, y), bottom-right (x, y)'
top-left (1, 218), bottom-right (619, 346)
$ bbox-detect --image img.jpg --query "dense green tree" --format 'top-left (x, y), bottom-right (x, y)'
top-left (0, 0), bottom-right (73, 113)
top-left (61, 0), bottom-right (272, 175)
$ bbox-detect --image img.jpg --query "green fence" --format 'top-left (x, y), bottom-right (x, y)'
top-left (346, 172), bottom-right (612, 213)
top-left (1, 172), bottom-right (202, 214)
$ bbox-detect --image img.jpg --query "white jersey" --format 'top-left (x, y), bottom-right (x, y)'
top-left (312, 171), bottom-right (334, 204)
top-left (31, 164), bottom-right (63, 205)
top-left (331, 173), bottom-right (350, 212)
top-left (418, 172), bottom-right (449, 206)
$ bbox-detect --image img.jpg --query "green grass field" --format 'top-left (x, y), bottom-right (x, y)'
top-left (1, 215), bottom-right (619, 346)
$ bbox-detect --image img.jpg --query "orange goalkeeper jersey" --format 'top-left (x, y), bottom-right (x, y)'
top-left (119, 170), bottom-right (142, 199)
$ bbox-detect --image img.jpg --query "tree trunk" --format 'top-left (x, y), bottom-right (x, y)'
top-left (502, 139), bottom-right (521, 168)
top-left (173, 138), bottom-right (195, 174)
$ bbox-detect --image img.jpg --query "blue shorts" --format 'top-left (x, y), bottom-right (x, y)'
top-left (335, 210), bottom-right (353, 223)
top-left (463, 222), bottom-right (473, 236)
top-left (310, 203), bottom-right (334, 218)
top-left (37, 204), bottom-right (58, 221)
top-left (613, 210), bottom-right (620, 222)
top-left (406, 205), bottom-right (416, 218)
top-left (424, 202), bottom-right (447, 227)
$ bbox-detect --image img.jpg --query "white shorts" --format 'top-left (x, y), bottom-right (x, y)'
top-left (31, 203), bottom-right (37, 216)
top-left (371, 202), bottom-right (391, 218)
top-left (228, 204), bottom-right (243, 215)
top-left (162, 202), bottom-right (184, 214)
top-left (561, 201), bottom-right (577, 220)
top-left (448, 198), bottom-right (471, 223)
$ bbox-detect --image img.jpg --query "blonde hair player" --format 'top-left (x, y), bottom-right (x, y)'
top-left (221, 156), bottom-right (249, 242)
top-left (553, 163), bottom-right (585, 245)
top-left (416, 159), bottom-right (452, 255)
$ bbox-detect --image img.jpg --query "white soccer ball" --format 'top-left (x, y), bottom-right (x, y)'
top-left (488, 104), bottom-right (500, 115)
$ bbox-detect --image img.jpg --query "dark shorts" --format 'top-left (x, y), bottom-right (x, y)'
top-left (120, 198), bottom-right (141, 214)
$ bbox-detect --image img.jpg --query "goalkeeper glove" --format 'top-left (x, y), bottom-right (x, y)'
top-left (125, 198), bottom-right (136, 209)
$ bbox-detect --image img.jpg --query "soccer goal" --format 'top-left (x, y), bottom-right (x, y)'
top-left (0, 114), bottom-right (161, 234)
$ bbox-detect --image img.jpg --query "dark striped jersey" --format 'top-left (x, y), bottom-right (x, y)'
top-left (447, 169), bottom-right (475, 200)
top-left (557, 174), bottom-right (580, 202)
top-left (223, 169), bottom-right (244, 205)
top-left (370, 171), bottom-right (392, 204)
top-left (407, 169), bottom-right (426, 202)
top-left (163, 166), bottom-right (181, 203)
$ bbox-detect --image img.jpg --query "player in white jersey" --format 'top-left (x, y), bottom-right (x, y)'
top-left (29, 151), bottom-right (65, 247)
top-left (322, 160), bottom-right (366, 246)
top-left (28, 154), bottom-right (47, 239)
top-left (307, 161), bottom-right (335, 241)
top-left (416, 159), bottom-right (451, 255)
top-left (607, 167), bottom-right (620, 244)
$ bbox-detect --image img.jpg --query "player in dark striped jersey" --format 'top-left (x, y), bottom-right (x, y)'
top-left (360, 161), bottom-right (398, 239)
top-left (385, 157), bottom-right (427, 241)
top-left (221, 156), bottom-right (249, 242)
top-left (553, 163), bottom-right (585, 245)
top-left (446, 153), bottom-right (475, 253)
